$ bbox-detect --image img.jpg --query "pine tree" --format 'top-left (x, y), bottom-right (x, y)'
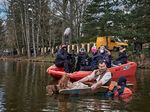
top-left (82, 0), bottom-right (150, 42)
top-left (122, 0), bottom-right (150, 41)
top-left (82, 0), bottom-right (120, 38)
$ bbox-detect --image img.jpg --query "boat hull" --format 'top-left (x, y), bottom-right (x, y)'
top-left (59, 86), bottom-right (108, 95)
top-left (46, 83), bottom-right (134, 95)
top-left (47, 62), bottom-right (137, 81)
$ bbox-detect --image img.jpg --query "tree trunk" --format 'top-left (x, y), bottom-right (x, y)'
top-left (36, 22), bottom-right (40, 55)
top-left (12, 5), bottom-right (20, 55)
top-left (41, 16), bottom-right (45, 55)
top-left (69, 0), bottom-right (74, 44)
top-left (62, 0), bottom-right (68, 44)
top-left (25, 1), bottom-right (31, 58)
top-left (20, 5), bottom-right (26, 55)
top-left (48, 28), bottom-right (52, 49)
top-left (36, 0), bottom-right (41, 55)
top-left (14, 27), bottom-right (20, 55)
top-left (32, 12), bottom-right (36, 57)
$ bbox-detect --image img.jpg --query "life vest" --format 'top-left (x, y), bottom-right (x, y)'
top-left (94, 68), bottom-right (112, 86)
top-left (108, 84), bottom-right (132, 98)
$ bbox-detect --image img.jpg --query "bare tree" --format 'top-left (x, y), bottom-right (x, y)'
top-left (24, 0), bottom-right (31, 57)
top-left (31, 0), bottom-right (36, 57)
top-left (1, 0), bottom-right (89, 57)
top-left (19, 0), bottom-right (26, 55)
top-left (12, 1), bottom-right (21, 55)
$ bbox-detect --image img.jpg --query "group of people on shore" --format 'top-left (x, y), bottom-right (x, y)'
top-left (54, 44), bottom-right (127, 73)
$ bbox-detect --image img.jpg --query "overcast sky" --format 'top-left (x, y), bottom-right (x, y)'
top-left (0, 0), bottom-right (6, 4)
top-left (0, 0), bottom-right (7, 19)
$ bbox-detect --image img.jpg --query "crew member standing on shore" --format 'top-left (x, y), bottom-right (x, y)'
top-left (133, 37), bottom-right (138, 53)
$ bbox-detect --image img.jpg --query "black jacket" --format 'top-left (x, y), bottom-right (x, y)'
top-left (91, 51), bottom-right (100, 68)
top-left (77, 52), bottom-right (89, 65)
top-left (116, 52), bottom-right (127, 64)
top-left (55, 49), bottom-right (67, 64)
top-left (98, 51), bottom-right (110, 67)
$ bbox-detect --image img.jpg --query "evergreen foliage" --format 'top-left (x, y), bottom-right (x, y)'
top-left (82, 0), bottom-right (150, 42)
top-left (82, 0), bottom-right (122, 38)
top-left (122, 0), bottom-right (150, 42)
top-left (0, 0), bottom-right (150, 56)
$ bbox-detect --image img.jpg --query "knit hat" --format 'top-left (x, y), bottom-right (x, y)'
top-left (61, 45), bottom-right (67, 49)
top-left (118, 76), bottom-right (127, 86)
top-left (80, 48), bottom-right (85, 52)
top-left (91, 46), bottom-right (97, 52)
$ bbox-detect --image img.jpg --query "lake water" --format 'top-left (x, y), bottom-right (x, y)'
top-left (0, 61), bottom-right (150, 112)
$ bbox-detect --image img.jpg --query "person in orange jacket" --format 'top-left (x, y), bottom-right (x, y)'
top-left (107, 76), bottom-right (132, 98)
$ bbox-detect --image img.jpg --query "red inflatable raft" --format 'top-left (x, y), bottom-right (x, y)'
top-left (47, 61), bottom-right (137, 81)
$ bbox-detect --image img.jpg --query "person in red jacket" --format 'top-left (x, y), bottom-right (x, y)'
top-left (107, 76), bottom-right (132, 99)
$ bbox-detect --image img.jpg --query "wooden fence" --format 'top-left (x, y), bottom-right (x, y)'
top-left (20, 43), bottom-right (96, 55)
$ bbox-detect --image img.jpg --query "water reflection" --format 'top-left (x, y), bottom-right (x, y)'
top-left (0, 88), bottom-right (5, 112)
top-left (0, 61), bottom-right (52, 112)
top-left (45, 94), bottom-right (132, 112)
top-left (4, 61), bottom-right (9, 73)
top-left (0, 61), bottom-right (150, 112)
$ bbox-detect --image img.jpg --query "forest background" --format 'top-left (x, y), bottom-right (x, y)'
top-left (0, 0), bottom-right (150, 58)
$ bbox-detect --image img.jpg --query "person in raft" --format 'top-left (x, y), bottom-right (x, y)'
top-left (66, 59), bottom-right (112, 90)
top-left (76, 60), bottom-right (112, 90)
top-left (46, 73), bottom-right (89, 94)
top-left (74, 60), bottom-right (112, 90)
top-left (46, 60), bottom-right (112, 94)
top-left (107, 76), bottom-right (132, 98)
top-left (98, 46), bottom-right (111, 68)
top-left (76, 48), bottom-right (89, 71)
top-left (90, 46), bottom-right (100, 71)
top-left (54, 45), bottom-right (72, 73)
top-left (113, 47), bottom-right (127, 66)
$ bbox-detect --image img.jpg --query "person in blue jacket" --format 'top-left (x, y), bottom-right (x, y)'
top-left (90, 46), bottom-right (100, 70)
top-left (54, 45), bottom-right (71, 73)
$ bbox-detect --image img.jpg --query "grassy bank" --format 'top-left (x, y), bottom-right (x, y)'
top-left (0, 54), bottom-right (56, 63)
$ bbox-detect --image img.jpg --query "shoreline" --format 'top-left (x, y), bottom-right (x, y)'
top-left (0, 55), bottom-right (150, 69)
top-left (0, 56), bottom-right (54, 63)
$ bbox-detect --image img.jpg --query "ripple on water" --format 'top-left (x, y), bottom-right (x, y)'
top-left (0, 88), bottom-right (6, 112)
